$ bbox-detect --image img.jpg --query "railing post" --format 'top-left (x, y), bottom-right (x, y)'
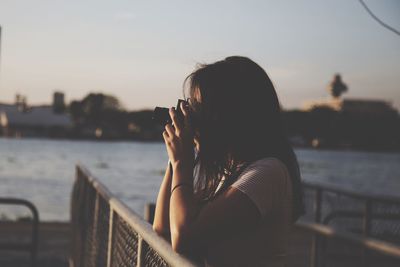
top-left (315, 189), bottom-right (322, 223)
top-left (363, 199), bottom-right (373, 267)
top-left (137, 236), bottom-right (144, 267)
top-left (363, 199), bottom-right (372, 237)
top-left (106, 208), bottom-right (114, 267)
top-left (30, 205), bottom-right (39, 267)
top-left (88, 191), bottom-right (100, 266)
top-left (311, 188), bottom-right (322, 267)
top-left (0, 198), bottom-right (39, 267)
top-left (144, 203), bottom-right (156, 224)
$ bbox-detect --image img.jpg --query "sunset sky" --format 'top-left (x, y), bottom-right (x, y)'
top-left (0, 0), bottom-right (399, 111)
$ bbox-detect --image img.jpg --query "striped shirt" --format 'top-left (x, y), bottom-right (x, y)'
top-left (205, 157), bottom-right (293, 266)
top-left (230, 157), bottom-right (292, 218)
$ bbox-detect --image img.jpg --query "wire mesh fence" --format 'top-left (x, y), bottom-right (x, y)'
top-left (142, 241), bottom-right (169, 267)
top-left (110, 213), bottom-right (139, 267)
top-left (70, 165), bottom-right (199, 267)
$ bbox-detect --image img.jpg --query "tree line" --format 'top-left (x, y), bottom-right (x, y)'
top-left (67, 93), bottom-right (400, 151)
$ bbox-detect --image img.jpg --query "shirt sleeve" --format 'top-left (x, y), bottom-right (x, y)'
top-left (230, 158), bottom-right (290, 218)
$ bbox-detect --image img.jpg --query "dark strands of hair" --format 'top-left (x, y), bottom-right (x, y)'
top-left (183, 56), bottom-right (305, 222)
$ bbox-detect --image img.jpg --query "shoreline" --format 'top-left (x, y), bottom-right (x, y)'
top-left (1, 136), bottom-right (400, 153)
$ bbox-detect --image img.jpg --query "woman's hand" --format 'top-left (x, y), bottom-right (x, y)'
top-left (163, 102), bottom-right (194, 172)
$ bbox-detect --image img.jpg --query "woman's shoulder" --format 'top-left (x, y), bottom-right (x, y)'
top-left (232, 157), bottom-right (292, 198)
top-left (244, 157), bottom-right (290, 178)
top-left (231, 157), bottom-right (291, 217)
top-left (232, 157), bottom-right (290, 191)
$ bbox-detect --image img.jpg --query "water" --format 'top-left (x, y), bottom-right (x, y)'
top-left (1, 138), bottom-right (399, 221)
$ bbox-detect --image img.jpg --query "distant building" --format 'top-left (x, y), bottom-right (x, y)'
top-left (303, 98), bottom-right (342, 112)
top-left (303, 98), bottom-right (397, 115)
top-left (0, 93), bottom-right (72, 137)
top-left (53, 91), bottom-right (66, 113)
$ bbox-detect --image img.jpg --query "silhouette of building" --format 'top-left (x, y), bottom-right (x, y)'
top-left (0, 93), bottom-right (72, 137)
top-left (303, 98), bottom-right (397, 115)
top-left (53, 91), bottom-right (66, 113)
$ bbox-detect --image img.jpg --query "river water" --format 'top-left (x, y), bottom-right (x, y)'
top-left (1, 138), bottom-right (399, 221)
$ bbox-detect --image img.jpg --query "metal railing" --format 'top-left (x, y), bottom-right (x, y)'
top-left (70, 164), bottom-right (200, 267)
top-left (0, 197), bottom-right (39, 267)
top-left (302, 181), bottom-right (400, 266)
top-left (303, 181), bottom-right (400, 236)
top-left (70, 164), bottom-right (400, 267)
top-left (296, 221), bottom-right (400, 257)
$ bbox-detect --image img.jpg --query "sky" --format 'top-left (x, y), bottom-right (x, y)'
top-left (0, 0), bottom-right (399, 111)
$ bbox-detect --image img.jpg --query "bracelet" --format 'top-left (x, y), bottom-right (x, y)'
top-left (171, 183), bottom-right (192, 195)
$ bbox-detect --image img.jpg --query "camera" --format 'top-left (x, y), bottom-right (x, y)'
top-left (153, 99), bottom-right (185, 126)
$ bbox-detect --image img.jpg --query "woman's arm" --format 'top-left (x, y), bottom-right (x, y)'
top-left (170, 177), bottom-right (261, 257)
top-left (169, 163), bottom-right (198, 251)
top-left (163, 104), bottom-right (263, 259)
top-left (152, 162), bottom-right (173, 241)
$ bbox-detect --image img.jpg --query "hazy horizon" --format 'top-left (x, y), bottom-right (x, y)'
top-left (0, 0), bottom-right (399, 111)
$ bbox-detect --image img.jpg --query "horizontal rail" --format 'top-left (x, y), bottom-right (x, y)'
top-left (0, 197), bottom-right (39, 267)
top-left (296, 221), bottom-right (400, 259)
top-left (76, 164), bottom-right (113, 201)
top-left (303, 180), bottom-right (400, 204)
top-left (323, 210), bottom-right (400, 225)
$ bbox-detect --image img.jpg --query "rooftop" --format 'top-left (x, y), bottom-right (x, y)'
top-left (0, 104), bottom-right (72, 128)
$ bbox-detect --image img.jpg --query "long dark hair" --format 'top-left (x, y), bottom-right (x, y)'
top-left (184, 56), bottom-right (304, 222)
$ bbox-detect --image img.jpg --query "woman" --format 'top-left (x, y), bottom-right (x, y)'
top-left (153, 56), bottom-right (304, 266)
